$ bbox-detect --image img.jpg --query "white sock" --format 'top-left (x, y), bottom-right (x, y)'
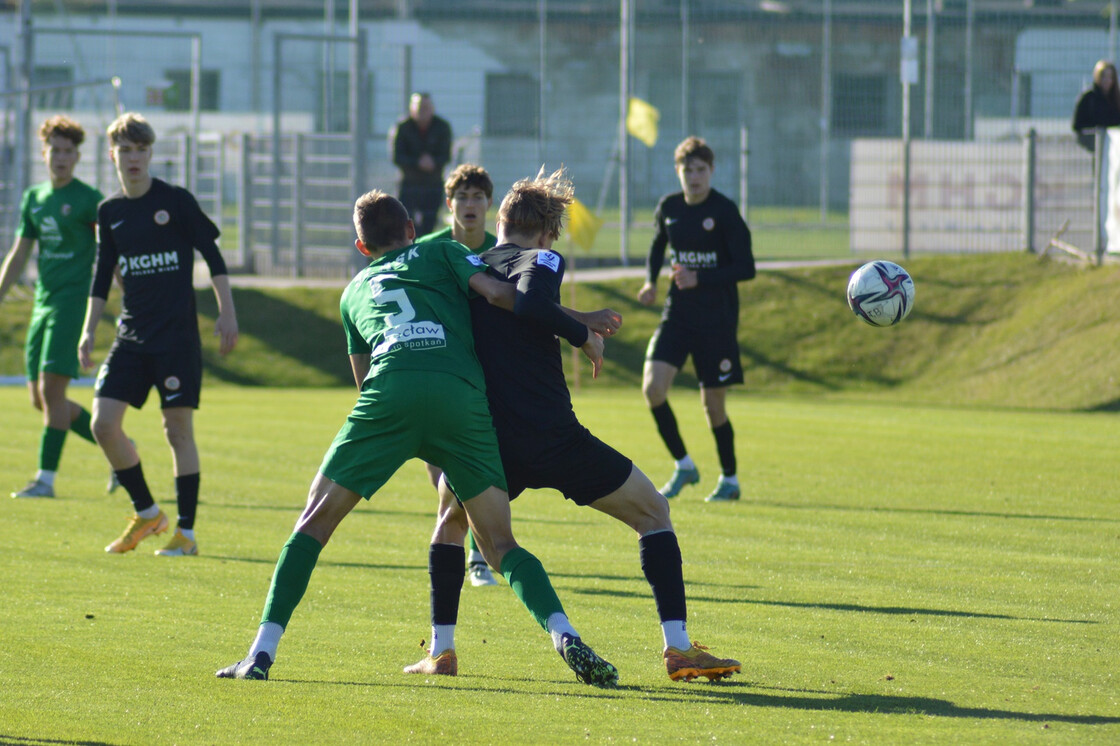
top-left (36, 470), bottom-right (57, 486)
top-left (467, 550), bottom-right (486, 566)
top-left (179, 527), bottom-right (196, 541)
top-left (137, 504), bottom-right (161, 519)
top-left (430, 624), bottom-right (456, 657)
top-left (547, 612), bottom-right (579, 652)
top-left (249, 622), bottom-right (284, 660)
top-left (719, 474), bottom-right (739, 487)
top-left (675, 455), bottom-right (695, 470)
top-left (661, 620), bottom-right (690, 651)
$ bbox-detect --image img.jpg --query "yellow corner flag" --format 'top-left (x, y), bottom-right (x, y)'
top-left (567, 198), bottom-right (603, 252)
top-left (627, 97), bottom-right (660, 147)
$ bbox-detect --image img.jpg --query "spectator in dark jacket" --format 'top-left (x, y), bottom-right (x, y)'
top-left (391, 93), bottom-right (453, 235)
top-left (1072, 60), bottom-right (1120, 152)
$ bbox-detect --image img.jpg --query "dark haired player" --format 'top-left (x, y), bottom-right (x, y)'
top-left (216, 190), bottom-right (617, 688)
top-left (1, 116), bottom-right (102, 498)
top-left (417, 163), bottom-right (499, 586)
top-left (638, 136), bottom-right (755, 503)
top-left (404, 168), bottom-right (740, 683)
top-left (78, 112), bottom-right (239, 556)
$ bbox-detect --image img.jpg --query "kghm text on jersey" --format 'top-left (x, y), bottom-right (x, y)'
top-left (119, 250), bottom-right (180, 277)
top-left (670, 250), bottom-right (718, 267)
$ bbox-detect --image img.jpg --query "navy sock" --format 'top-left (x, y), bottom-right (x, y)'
top-left (712, 421), bottom-right (736, 477)
top-left (430, 543), bottom-right (466, 626)
top-left (115, 462), bottom-right (155, 513)
top-left (175, 473), bottom-right (200, 530)
top-left (651, 402), bottom-right (687, 460)
top-left (639, 531), bottom-right (687, 622)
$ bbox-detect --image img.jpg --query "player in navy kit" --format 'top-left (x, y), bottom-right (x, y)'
top-left (404, 168), bottom-right (740, 682)
top-left (637, 136), bottom-right (755, 503)
top-left (78, 113), bottom-right (239, 556)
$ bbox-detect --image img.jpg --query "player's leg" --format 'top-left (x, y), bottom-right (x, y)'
top-left (463, 487), bottom-right (618, 687)
top-left (12, 315), bottom-right (53, 497)
top-left (694, 327), bottom-right (743, 502)
top-left (643, 355), bottom-right (699, 498)
top-left (93, 396), bottom-right (168, 553)
top-left (588, 465), bottom-right (739, 681)
top-left (426, 461), bottom-right (495, 586)
top-left (404, 477), bottom-right (469, 676)
top-left (217, 472), bottom-right (362, 681)
top-left (156, 407), bottom-right (200, 556)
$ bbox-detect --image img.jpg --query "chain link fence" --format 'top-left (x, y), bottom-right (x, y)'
top-left (1, 1), bottom-right (1118, 276)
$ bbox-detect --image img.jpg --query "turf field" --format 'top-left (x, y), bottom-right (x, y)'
top-left (1, 386), bottom-right (1116, 744)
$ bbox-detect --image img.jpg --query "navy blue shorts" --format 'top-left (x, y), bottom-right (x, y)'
top-left (646, 320), bottom-right (743, 388)
top-left (95, 341), bottom-right (202, 409)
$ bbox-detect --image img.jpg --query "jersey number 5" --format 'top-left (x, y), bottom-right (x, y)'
top-left (368, 275), bottom-right (416, 327)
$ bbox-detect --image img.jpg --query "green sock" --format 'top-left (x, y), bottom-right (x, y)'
top-left (39, 427), bottom-right (67, 471)
top-left (69, 407), bottom-right (96, 443)
top-left (500, 546), bottom-right (565, 631)
top-left (261, 532), bottom-right (324, 629)
top-left (466, 530), bottom-right (479, 554)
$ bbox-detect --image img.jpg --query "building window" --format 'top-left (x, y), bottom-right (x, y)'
top-left (163, 69), bottom-right (221, 111)
top-left (33, 66), bottom-right (74, 110)
top-left (485, 73), bottom-right (539, 136)
top-left (833, 74), bottom-right (888, 136)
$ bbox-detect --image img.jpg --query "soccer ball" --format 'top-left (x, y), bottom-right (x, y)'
top-left (846, 261), bottom-right (915, 327)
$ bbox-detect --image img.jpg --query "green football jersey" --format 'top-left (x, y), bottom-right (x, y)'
top-left (340, 239), bottom-right (490, 390)
top-left (16, 178), bottom-right (103, 305)
top-left (416, 226), bottom-right (497, 253)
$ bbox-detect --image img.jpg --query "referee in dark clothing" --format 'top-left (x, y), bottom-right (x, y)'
top-left (637, 136), bottom-right (755, 503)
top-left (391, 92), bottom-right (452, 236)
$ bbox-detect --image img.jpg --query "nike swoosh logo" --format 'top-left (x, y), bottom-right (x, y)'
top-left (111, 220), bottom-right (125, 229)
top-left (44, 360), bottom-right (55, 365)
top-left (166, 393), bottom-right (182, 401)
top-left (32, 206), bottom-right (44, 214)
top-left (718, 373), bottom-right (732, 382)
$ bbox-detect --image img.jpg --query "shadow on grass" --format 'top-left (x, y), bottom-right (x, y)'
top-left (0, 738), bottom-right (121, 746)
top-left (562, 587), bottom-right (1093, 624)
top-left (196, 287), bottom-right (352, 386)
top-left (754, 499), bottom-right (1119, 524)
top-left (206, 555), bottom-right (423, 573)
top-left (264, 678), bottom-right (1120, 726)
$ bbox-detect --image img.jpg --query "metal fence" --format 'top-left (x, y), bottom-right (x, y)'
top-left (2, 1), bottom-right (1120, 275)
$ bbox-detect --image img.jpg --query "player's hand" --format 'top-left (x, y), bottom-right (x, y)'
top-left (672, 264), bottom-right (698, 290)
top-left (581, 331), bottom-right (604, 379)
top-left (418, 153), bottom-right (436, 172)
top-left (637, 283), bottom-right (657, 306)
top-left (583, 308), bottom-right (622, 337)
top-left (78, 332), bottom-right (95, 370)
top-left (215, 312), bottom-right (239, 355)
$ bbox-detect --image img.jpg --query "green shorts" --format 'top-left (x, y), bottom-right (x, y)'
top-left (319, 369), bottom-right (507, 501)
top-left (25, 300), bottom-right (84, 380)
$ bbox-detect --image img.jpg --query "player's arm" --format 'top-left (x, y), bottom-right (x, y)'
top-left (209, 274), bottom-right (239, 355)
top-left (639, 205), bottom-right (669, 306)
top-left (391, 124), bottom-right (419, 170)
top-left (689, 207), bottom-right (756, 288)
top-left (468, 270), bottom-right (517, 311)
top-left (0, 236), bottom-right (34, 303)
top-left (562, 306), bottom-right (621, 337)
top-left (348, 353), bottom-right (371, 389)
top-left (512, 260), bottom-right (592, 349)
top-left (80, 211), bottom-right (120, 369)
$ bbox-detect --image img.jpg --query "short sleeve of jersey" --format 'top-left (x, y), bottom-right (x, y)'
top-left (16, 189), bottom-right (37, 239)
top-left (520, 249), bottom-right (565, 298)
top-left (340, 280), bottom-right (372, 356)
top-left (437, 240), bottom-right (490, 293)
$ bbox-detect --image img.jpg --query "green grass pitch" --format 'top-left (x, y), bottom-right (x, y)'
top-left (0, 385), bottom-right (1117, 743)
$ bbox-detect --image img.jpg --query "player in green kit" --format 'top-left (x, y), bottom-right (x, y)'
top-left (216, 190), bottom-right (618, 688)
top-left (0, 116), bottom-right (103, 498)
top-left (416, 163), bottom-right (499, 586)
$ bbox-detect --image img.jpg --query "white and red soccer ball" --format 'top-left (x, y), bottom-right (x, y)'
top-left (846, 261), bottom-right (915, 327)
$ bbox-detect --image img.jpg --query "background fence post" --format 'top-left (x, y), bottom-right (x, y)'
top-left (1093, 128), bottom-right (1105, 263)
top-left (1023, 127), bottom-right (1036, 253)
top-left (238, 132), bottom-right (254, 273)
top-left (292, 132), bottom-right (305, 278)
